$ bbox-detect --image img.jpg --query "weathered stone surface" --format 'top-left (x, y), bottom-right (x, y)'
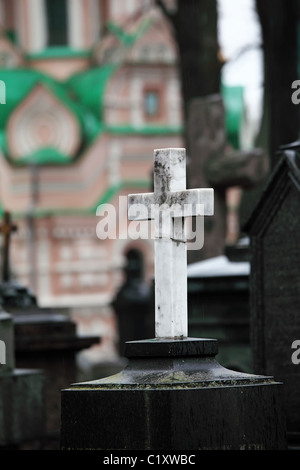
top-left (0, 280), bottom-right (99, 448)
top-left (187, 94), bottom-right (268, 262)
top-left (61, 148), bottom-right (285, 451)
top-left (0, 369), bottom-right (45, 447)
top-left (0, 309), bottom-right (45, 448)
top-left (205, 148), bottom-right (267, 190)
top-left (244, 141), bottom-right (300, 446)
top-left (0, 311), bottom-right (14, 373)
top-left (128, 148), bottom-right (213, 338)
top-left (187, 253), bottom-right (251, 373)
top-left (60, 338), bottom-right (286, 450)
top-left (13, 312), bottom-right (99, 448)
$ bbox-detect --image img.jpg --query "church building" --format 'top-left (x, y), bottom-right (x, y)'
top-left (0, 0), bottom-right (245, 358)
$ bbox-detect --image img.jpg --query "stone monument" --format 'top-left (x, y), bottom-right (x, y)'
top-left (187, 246), bottom-right (251, 373)
top-left (60, 148), bottom-right (286, 450)
top-left (0, 306), bottom-right (45, 448)
top-left (243, 140), bottom-right (300, 448)
top-left (112, 250), bottom-right (153, 356)
top-left (187, 94), bottom-right (268, 263)
top-left (0, 211), bottom-right (99, 449)
top-left (0, 211), bottom-right (17, 283)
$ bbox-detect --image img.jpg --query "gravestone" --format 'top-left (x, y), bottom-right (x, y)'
top-left (187, 94), bottom-right (268, 263)
top-left (0, 211), bottom-right (99, 449)
top-left (243, 141), bottom-right (300, 448)
top-left (0, 306), bottom-right (45, 448)
top-left (61, 148), bottom-right (286, 450)
top-left (112, 249), bottom-right (153, 356)
top-left (0, 211), bottom-right (17, 283)
top-left (187, 244), bottom-right (251, 373)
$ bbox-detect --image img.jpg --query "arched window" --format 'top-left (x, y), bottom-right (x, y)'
top-left (144, 90), bottom-right (160, 118)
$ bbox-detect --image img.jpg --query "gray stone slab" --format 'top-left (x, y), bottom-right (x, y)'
top-left (0, 369), bottom-right (45, 447)
top-left (0, 312), bottom-right (14, 373)
top-left (244, 141), bottom-right (300, 445)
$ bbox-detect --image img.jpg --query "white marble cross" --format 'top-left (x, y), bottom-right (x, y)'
top-left (128, 148), bottom-right (214, 338)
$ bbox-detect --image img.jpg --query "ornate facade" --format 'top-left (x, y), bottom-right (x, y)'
top-left (0, 0), bottom-right (244, 359)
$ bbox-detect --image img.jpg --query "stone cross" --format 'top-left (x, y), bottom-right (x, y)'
top-left (0, 211), bottom-right (17, 283)
top-left (128, 148), bottom-right (214, 338)
top-left (187, 95), bottom-right (268, 263)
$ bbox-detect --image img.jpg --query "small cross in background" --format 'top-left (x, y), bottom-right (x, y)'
top-left (0, 211), bottom-right (17, 283)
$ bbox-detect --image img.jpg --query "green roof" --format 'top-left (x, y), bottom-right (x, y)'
top-left (26, 46), bottom-right (91, 60)
top-left (17, 146), bottom-right (72, 165)
top-left (106, 124), bottom-right (183, 135)
top-left (0, 68), bottom-right (101, 135)
top-left (66, 65), bottom-right (117, 120)
top-left (0, 68), bottom-right (102, 161)
top-left (106, 15), bottom-right (153, 47)
top-left (0, 9), bottom-right (245, 168)
top-left (222, 84), bottom-right (245, 149)
top-left (0, 69), bottom-right (43, 129)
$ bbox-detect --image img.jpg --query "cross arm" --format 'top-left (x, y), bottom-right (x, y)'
top-left (128, 188), bottom-right (214, 220)
top-left (163, 188), bottom-right (214, 217)
top-left (128, 192), bottom-right (155, 221)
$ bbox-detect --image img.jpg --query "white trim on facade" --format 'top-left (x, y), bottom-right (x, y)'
top-left (29, 0), bottom-right (47, 52)
top-left (130, 76), bottom-right (143, 127)
top-left (88, 0), bottom-right (101, 46)
top-left (68, 0), bottom-right (84, 49)
top-left (39, 292), bottom-right (113, 308)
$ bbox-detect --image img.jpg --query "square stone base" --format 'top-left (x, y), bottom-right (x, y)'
top-left (61, 382), bottom-right (286, 450)
top-left (0, 369), bottom-right (45, 447)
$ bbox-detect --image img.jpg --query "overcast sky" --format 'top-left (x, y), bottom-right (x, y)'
top-left (217, 0), bottom-right (263, 128)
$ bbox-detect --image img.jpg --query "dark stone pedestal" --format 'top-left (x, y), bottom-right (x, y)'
top-left (0, 369), bottom-right (45, 448)
top-left (14, 313), bottom-right (99, 449)
top-left (0, 280), bottom-right (99, 449)
top-left (112, 256), bottom-right (154, 356)
top-left (243, 143), bottom-right (300, 448)
top-left (60, 338), bottom-right (287, 450)
top-left (187, 252), bottom-right (251, 373)
top-left (0, 311), bottom-right (45, 448)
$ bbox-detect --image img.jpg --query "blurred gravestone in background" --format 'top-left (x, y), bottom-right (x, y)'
top-left (0, 307), bottom-right (45, 449)
top-left (112, 249), bottom-right (154, 356)
top-left (0, 211), bottom-right (99, 449)
top-left (187, 94), bottom-right (268, 262)
top-left (187, 245), bottom-right (251, 374)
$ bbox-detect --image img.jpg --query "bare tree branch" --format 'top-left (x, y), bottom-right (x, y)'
top-left (156, 0), bottom-right (173, 19)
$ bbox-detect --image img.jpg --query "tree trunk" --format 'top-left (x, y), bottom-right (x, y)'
top-left (256, 0), bottom-right (300, 168)
top-left (156, 0), bottom-right (221, 121)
